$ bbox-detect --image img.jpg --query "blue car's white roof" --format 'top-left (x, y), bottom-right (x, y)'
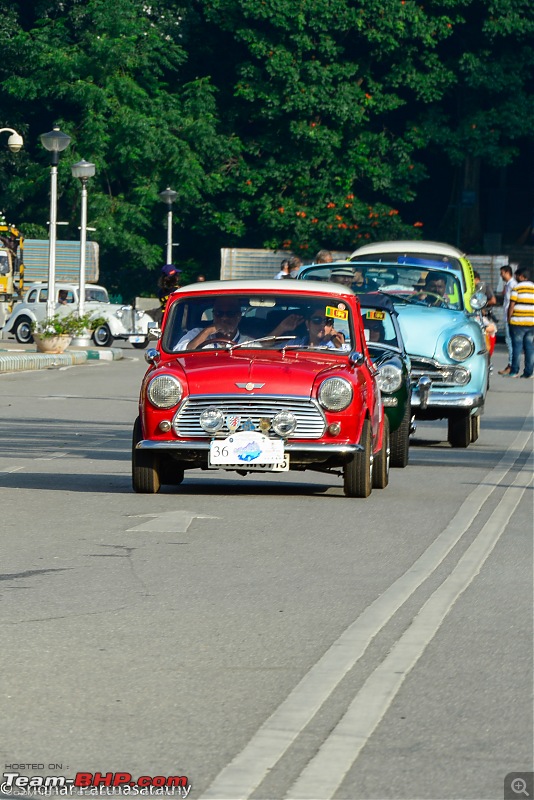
top-left (350, 240), bottom-right (467, 259)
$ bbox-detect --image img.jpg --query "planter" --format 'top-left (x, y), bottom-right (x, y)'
top-left (34, 334), bottom-right (72, 354)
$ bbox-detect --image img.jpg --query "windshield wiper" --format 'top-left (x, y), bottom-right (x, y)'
top-left (229, 335), bottom-right (298, 349)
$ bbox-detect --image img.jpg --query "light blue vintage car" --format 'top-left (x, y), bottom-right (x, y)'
top-left (298, 260), bottom-right (489, 448)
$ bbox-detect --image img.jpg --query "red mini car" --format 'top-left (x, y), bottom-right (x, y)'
top-left (132, 280), bottom-right (388, 497)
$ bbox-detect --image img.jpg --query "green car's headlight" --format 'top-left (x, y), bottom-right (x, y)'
top-left (377, 365), bottom-right (402, 393)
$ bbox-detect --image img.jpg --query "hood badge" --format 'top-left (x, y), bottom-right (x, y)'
top-left (259, 417), bottom-right (271, 434)
top-left (242, 419), bottom-right (256, 431)
top-left (226, 415), bottom-right (241, 433)
top-left (236, 382), bottom-right (264, 391)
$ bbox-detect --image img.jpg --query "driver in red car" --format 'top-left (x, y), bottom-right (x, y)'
top-left (175, 298), bottom-right (254, 350)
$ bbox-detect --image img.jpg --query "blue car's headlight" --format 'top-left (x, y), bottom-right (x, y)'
top-left (447, 335), bottom-right (474, 362)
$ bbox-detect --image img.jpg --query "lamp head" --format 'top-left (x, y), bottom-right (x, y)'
top-left (40, 125), bottom-right (71, 154)
top-left (71, 159), bottom-right (96, 182)
top-left (159, 187), bottom-right (178, 206)
top-left (7, 132), bottom-right (23, 153)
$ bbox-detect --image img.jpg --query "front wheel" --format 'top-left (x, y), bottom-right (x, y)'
top-left (343, 419), bottom-right (373, 498)
top-left (132, 417), bottom-right (161, 493)
top-left (132, 339), bottom-right (148, 350)
top-left (93, 323), bottom-right (114, 347)
top-left (390, 403), bottom-right (411, 468)
top-left (470, 414), bottom-right (480, 443)
top-left (14, 316), bottom-right (34, 344)
top-left (448, 412), bottom-right (470, 448)
top-left (372, 417), bottom-right (390, 489)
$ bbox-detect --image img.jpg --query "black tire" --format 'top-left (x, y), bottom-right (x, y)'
top-left (448, 412), bottom-right (470, 448)
top-left (132, 340), bottom-right (148, 349)
top-left (390, 402), bottom-right (411, 468)
top-left (373, 416), bottom-right (390, 489)
top-left (160, 457), bottom-right (184, 486)
top-left (132, 417), bottom-right (161, 493)
top-left (344, 419), bottom-right (373, 498)
top-left (93, 323), bottom-right (114, 347)
top-left (470, 414), bottom-right (480, 443)
top-left (14, 316), bottom-right (34, 344)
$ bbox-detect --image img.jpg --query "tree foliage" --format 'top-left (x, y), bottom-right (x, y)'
top-left (0, 0), bottom-right (532, 294)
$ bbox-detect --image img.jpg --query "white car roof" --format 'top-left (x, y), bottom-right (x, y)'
top-left (351, 240), bottom-right (466, 259)
top-left (175, 279), bottom-right (355, 295)
top-left (25, 282), bottom-right (106, 291)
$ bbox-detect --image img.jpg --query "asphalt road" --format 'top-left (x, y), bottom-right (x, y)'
top-left (0, 345), bottom-right (532, 800)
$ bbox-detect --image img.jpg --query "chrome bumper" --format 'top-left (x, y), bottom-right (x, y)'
top-left (411, 390), bottom-right (485, 409)
top-left (136, 440), bottom-right (362, 454)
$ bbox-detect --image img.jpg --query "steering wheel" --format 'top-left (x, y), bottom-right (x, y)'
top-left (415, 291), bottom-right (449, 307)
top-left (197, 337), bottom-right (235, 349)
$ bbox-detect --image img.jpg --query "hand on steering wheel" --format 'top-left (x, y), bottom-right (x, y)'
top-left (197, 337), bottom-right (235, 349)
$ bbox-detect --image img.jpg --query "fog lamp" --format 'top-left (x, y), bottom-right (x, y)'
top-left (158, 420), bottom-right (172, 433)
top-left (272, 410), bottom-right (297, 437)
top-left (328, 422), bottom-right (341, 436)
top-left (200, 407), bottom-right (224, 434)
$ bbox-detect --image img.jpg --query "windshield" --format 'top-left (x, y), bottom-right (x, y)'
top-left (299, 263), bottom-right (464, 311)
top-left (0, 253), bottom-right (9, 275)
top-left (360, 307), bottom-right (400, 348)
top-left (85, 287), bottom-right (109, 303)
top-left (163, 293), bottom-right (356, 353)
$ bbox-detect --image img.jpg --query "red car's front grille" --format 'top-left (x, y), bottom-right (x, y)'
top-left (172, 394), bottom-right (326, 439)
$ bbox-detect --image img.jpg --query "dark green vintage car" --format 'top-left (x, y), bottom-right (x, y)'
top-left (357, 293), bottom-right (413, 467)
top-left (297, 264), bottom-right (413, 467)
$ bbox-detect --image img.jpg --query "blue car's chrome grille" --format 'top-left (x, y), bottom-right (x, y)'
top-left (172, 395), bottom-right (326, 439)
top-left (410, 357), bottom-right (470, 387)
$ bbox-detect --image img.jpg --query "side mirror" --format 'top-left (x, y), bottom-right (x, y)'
top-left (145, 348), bottom-right (160, 365)
top-left (349, 350), bottom-right (365, 367)
top-left (147, 321), bottom-right (162, 340)
top-left (470, 290), bottom-right (487, 311)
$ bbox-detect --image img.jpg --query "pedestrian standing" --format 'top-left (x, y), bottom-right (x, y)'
top-left (287, 255), bottom-right (303, 278)
top-left (506, 266), bottom-right (534, 379)
top-left (498, 263), bottom-right (518, 375)
top-left (274, 259), bottom-right (290, 279)
top-left (314, 249), bottom-right (333, 264)
top-left (157, 264), bottom-right (182, 321)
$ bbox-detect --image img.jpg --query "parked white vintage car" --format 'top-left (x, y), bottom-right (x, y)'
top-left (3, 282), bottom-right (154, 347)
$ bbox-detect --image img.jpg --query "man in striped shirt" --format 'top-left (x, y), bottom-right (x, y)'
top-left (507, 266), bottom-right (534, 378)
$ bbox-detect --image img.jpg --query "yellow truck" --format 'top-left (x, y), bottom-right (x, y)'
top-left (0, 221), bottom-right (24, 325)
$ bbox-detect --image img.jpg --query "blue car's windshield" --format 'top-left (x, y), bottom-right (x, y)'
top-left (298, 263), bottom-right (464, 311)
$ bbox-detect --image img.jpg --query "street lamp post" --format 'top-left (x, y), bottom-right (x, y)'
top-left (40, 125), bottom-right (71, 319)
top-left (0, 127), bottom-right (24, 152)
top-left (71, 160), bottom-right (96, 325)
top-left (159, 187), bottom-right (178, 264)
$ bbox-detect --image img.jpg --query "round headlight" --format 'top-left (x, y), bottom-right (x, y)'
top-left (135, 309), bottom-right (145, 320)
top-left (272, 411), bottom-right (297, 437)
top-left (147, 375), bottom-right (183, 408)
top-left (200, 407), bottom-right (224, 434)
top-left (376, 364), bottom-right (402, 393)
top-left (318, 377), bottom-right (353, 411)
top-left (447, 335), bottom-right (474, 361)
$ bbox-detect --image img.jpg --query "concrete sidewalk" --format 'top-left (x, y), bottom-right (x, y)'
top-left (0, 341), bottom-right (123, 374)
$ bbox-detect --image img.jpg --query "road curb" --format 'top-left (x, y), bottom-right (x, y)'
top-left (0, 347), bottom-right (123, 373)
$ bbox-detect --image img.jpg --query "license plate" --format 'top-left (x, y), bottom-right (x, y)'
top-left (209, 432), bottom-right (288, 471)
top-left (129, 335), bottom-right (144, 343)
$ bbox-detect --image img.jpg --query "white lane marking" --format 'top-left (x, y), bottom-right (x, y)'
top-left (127, 510), bottom-right (219, 533)
top-left (0, 466), bottom-right (24, 473)
top-left (199, 417), bottom-right (533, 800)
top-left (35, 452), bottom-right (68, 460)
top-left (287, 464), bottom-right (532, 799)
